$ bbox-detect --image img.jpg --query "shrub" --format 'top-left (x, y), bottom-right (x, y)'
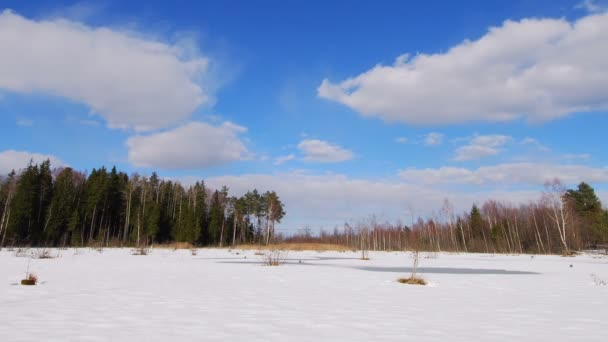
top-left (398, 250), bottom-right (427, 286)
top-left (263, 249), bottom-right (287, 266)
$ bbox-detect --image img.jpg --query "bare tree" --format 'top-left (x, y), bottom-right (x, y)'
top-left (543, 179), bottom-right (571, 254)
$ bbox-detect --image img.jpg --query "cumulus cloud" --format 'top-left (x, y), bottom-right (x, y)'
top-left (274, 154), bottom-right (296, 165)
top-left (298, 139), bottom-right (354, 162)
top-left (0, 10), bottom-right (210, 131)
top-left (395, 137), bottom-right (409, 144)
top-left (399, 163), bottom-right (608, 185)
top-left (453, 134), bottom-right (511, 161)
top-left (424, 132), bottom-right (444, 146)
top-left (202, 172), bottom-right (545, 229)
top-left (127, 121), bottom-right (248, 169)
top-left (318, 13), bottom-right (608, 125)
top-left (0, 150), bottom-right (65, 175)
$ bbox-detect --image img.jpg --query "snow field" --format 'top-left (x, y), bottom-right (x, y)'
top-left (1, 248), bottom-right (607, 341)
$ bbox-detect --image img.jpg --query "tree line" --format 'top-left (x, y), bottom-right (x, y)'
top-left (286, 180), bottom-right (608, 254)
top-left (0, 160), bottom-right (285, 247)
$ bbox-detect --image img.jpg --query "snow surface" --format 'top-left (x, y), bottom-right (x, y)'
top-left (2, 248), bottom-right (608, 341)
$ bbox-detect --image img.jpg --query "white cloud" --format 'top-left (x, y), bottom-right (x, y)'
top-left (453, 145), bottom-right (499, 161)
top-left (395, 137), bottom-right (409, 144)
top-left (318, 13), bottom-right (608, 124)
top-left (521, 137), bottom-right (551, 152)
top-left (0, 10), bottom-right (211, 131)
top-left (576, 0), bottom-right (607, 13)
top-left (127, 121), bottom-right (248, 169)
top-left (0, 150), bottom-right (65, 174)
top-left (203, 172), bottom-right (544, 229)
top-left (424, 132), bottom-right (444, 146)
top-left (274, 154), bottom-right (296, 165)
top-left (297, 139), bottom-right (353, 163)
top-left (453, 134), bottom-right (511, 161)
top-left (399, 162), bottom-right (608, 185)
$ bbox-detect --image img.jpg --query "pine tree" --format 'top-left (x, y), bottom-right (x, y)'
top-left (7, 162), bottom-right (40, 244)
top-left (44, 167), bottom-right (78, 244)
top-left (208, 190), bottom-right (223, 244)
top-left (470, 205), bottom-right (484, 240)
top-left (566, 182), bottom-right (602, 216)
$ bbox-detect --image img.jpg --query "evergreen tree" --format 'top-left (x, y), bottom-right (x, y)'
top-left (7, 162), bottom-right (40, 244)
top-left (44, 168), bottom-right (78, 245)
top-left (470, 205), bottom-right (484, 239)
top-left (208, 190), bottom-right (223, 244)
top-left (566, 182), bottom-right (602, 216)
top-left (0, 160), bottom-right (284, 247)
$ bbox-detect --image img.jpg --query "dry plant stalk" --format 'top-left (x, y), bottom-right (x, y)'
top-left (398, 244), bottom-right (427, 285)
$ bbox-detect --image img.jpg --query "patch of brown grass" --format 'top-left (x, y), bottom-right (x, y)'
top-left (236, 243), bottom-right (349, 252)
top-left (155, 242), bottom-right (194, 250)
top-left (21, 273), bottom-right (38, 286)
top-left (397, 277), bottom-right (427, 285)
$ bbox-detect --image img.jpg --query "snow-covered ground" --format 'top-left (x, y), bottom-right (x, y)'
top-left (2, 248), bottom-right (607, 341)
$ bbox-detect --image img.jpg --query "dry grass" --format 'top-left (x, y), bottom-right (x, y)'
top-left (34, 248), bottom-right (56, 259)
top-left (236, 243), bottom-right (350, 252)
top-left (397, 277), bottom-right (427, 285)
top-left (14, 248), bottom-right (29, 257)
top-left (21, 273), bottom-right (38, 286)
top-left (154, 242), bottom-right (194, 250)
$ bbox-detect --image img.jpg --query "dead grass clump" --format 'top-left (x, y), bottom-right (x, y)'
top-left (263, 249), bottom-right (287, 266)
top-left (397, 277), bottom-right (427, 285)
top-left (191, 248), bottom-right (198, 256)
top-left (14, 248), bottom-right (29, 257)
top-left (237, 243), bottom-right (349, 252)
top-left (132, 246), bottom-right (150, 255)
top-left (398, 250), bottom-right (427, 285)
top-left (34, 249), bottom-right (56, 259)
top-left (21, 273), bottom-right (38, 286)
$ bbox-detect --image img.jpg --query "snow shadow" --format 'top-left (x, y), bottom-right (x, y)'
top-left (215, 260), bottom-right (538, 275)
top-left (351, 266), bottom-right (539, 275)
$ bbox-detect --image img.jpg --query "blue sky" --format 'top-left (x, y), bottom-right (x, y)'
top-left (1, 0), bottom-right (608, 231)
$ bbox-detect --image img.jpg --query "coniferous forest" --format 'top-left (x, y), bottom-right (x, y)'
top-left (0, 160), bottom-right (285, 247)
